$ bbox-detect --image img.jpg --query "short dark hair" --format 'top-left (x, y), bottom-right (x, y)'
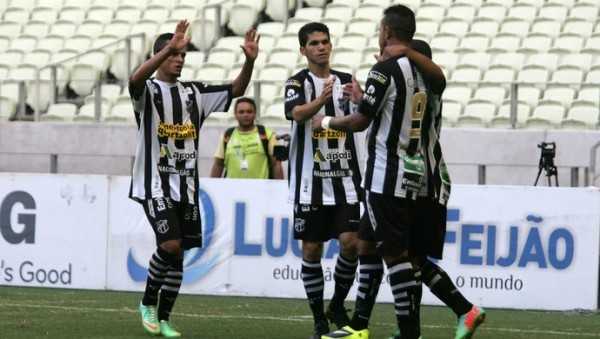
top-left (234, 97), bottom-right (256, 112)
top-left (153, 33), bottom-right (174, 54)
top-left (410, 39), bottom-right (432, 59)
top-left (382, 5), bottom-right (416, 42)
top-left (298, 22), bottom-right (330, 47)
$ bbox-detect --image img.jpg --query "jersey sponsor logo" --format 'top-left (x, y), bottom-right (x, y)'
top-left (160, 145), bottom-right (197, 160)
top-left (285, 88), bottom-right (300, 102)
top-left (368, 70), bottom-right (387, 85)
top-left (313, 169), bottom-right (353, 178)
top-left (158, 122), bottom-right (197, 139)
top-left (156, 219), bottom-right (169, 234)
top-left (157, 165), bottom-right (195, 176)
top-left (286, 79), bottom-right (302, 87)
top-left (312, 129), bottom-right (347, 139)
top-left (362, 85), bottom-right (377, 105)
top-left (155, 197), bottom-right (166, 211)
top-left (313, 148), bottom-right (352, 163)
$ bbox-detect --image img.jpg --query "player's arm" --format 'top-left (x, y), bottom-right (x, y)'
top-left (210, 158), bottom-right (225, 178)
top-left (267, 133), bottom-right (284, 179)
top-left (231, 29), bottom-right (259, 97)
top-left (312, 63), bottom-right (390, 132)
top-left (285, 77), bottom-right (333, 122)
top-left (381, 44), bottom-right (445, 93)
top-left (129, 20), bottom-right (190, 96)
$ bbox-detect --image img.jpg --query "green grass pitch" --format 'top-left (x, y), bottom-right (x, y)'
top-left (0, 286), bottom-right (598, 338)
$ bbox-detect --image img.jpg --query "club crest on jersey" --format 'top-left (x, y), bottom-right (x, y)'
top-left (158, 122), bottom-right (197, 139)
top-left (363, 85), bottom-right (377, 105)
top-left (156, 219), bottom-right (169, 234)
top-left (368, 70), bottom-right (387, 84)
top-left (294, 218), bottom-right (306, 232)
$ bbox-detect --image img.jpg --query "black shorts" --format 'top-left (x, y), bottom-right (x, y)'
top-left (359, 192), bottom-right (417, 256)
top-left (293, 204), bottom-right (360, 242)
top-left (413, 198), bottom-right (447, 259)
top-left (142, 197), bottom-right (202, 249)
top-left (359, 193), bottom-right (447, 259)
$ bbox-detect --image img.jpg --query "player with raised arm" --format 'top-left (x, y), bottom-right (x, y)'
top-left (128, 20), bottom-right (258, 337)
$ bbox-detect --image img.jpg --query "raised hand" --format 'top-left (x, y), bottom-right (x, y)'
top-left (168, 20), bottom-right (191, 52)
top-left (343, 77), bottom-right (363, 104)
top-left (241, 29), bottom-right (260, 61)
top-left (318, 76), bottom-right (334, 104)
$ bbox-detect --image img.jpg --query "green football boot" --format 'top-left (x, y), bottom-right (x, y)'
top-left (138, 302), bottom-right (160, 335)
top-left (455, 306), bottom-right (486, 339)
top-left (159, 320), bottom-right (181, 338)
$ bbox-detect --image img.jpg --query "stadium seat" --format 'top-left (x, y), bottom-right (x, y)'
top-left (87, 6), bottom-right (115, 23)
top-left (227, 4), bottom-right (258, 36)
top-left (531, 19), bottom-right (561, 38)
top-left (332, 49), bottom-right (362, 71)
top-left (538, 4), bottom-right (568, 22)
top-left (542, 85), bottom-right (576, 107)
top-left (30, 6), bottom-right (58, 23)
top-left (520, 33), bottom-right (552, 53)
top-left (0, 64), bottom-right (9, 79)
top-left (110, 48), bottom-right (141, 81)
top-left (337, 33), bottom-right (368, 50)
top-left (473, 86), bottom-right (507, 105)
top-left (0, 37), bottom-right (10, 52)
top-left (460, 52), bottom-right (491, 71)
top-left (10, 35), bottom-right (37, 52)
top-left (64, 35), bottom-right (92, 52)
top-left (334, 0), bottom-right (361, 8)
top-left (149, 0), bottom-right (178, 8)
top-left (59, 6), bottom-right (87, 24)
top-left (261, 99), bottom-right (286, 125)
top-left (441, 100), bottom-right (462, 126)
top-left (564, 21), bottom-right (594, 42)
top-left (294, 7), bottom-right (323, 21)
top-left (477, 4), bottom-right (506, 23)
top-left (23, 49), bottom-right (51, 67)
top-left (525, 100), bottom-right (566, 128)
top-left (64, 0), bottom-right (93, 8)
top-left (265, 0), bottom-right (294, 22)
top-left (105, 102), bottom-right (135, 123)
top-left (40, 103), bottom-right (78, 122)
top-left (214, 36), bottom-right (245, 53)
top-left (450, 65), bottom-right (482, 84)
top-left (507, 4), bottom-right (537, 22)
top-left (0, 21), bottom-right (22, 37)
top-left (89, 83), bottom-right (122, 106)
top-left (76, 102), bottom-right (108, 122)
top-left (435, 52), bottom-right (459, 72)
top-left (417, 20), bottom-right (439, 40)
top-left (427, 0), bottom-right (453, 8)
top-left (323, 3), bottom-right (354, 22)
top-left (561, 100), bottom-right (599, 129)
top-left (439, 19), bottom-right (469, 37)
top-left (553, 34), bottom-right (585, 53)
top-left (578, 87), bottom-right (600, 104)
top-left (195, 64), bottom-right (227, 83)
top-left (36, 0), bottom-right (64, 8)
top-left (0, 96), bottom-right (17, 121)
top-left (444, 85), bottom-right (472, 105)
top-left (257, 22), bottom-right (284, 37)
top-left (517, 85), bottom-right (542, 107)
top-left (569, 4), bottom-right (599, 22)
top-left (551, 66), bottom-right (584, 84)
top-left (416, 4), bottom-right (446, 23)
top-left (517, 65), bottom-right (550, 84)
top-left (446, 4), bottom-right (476, 22)
top-left (500, 19), bottom-right (530, 38)
top-left (190, 18), bottom-right (217, 51)
top-left (515, 0), bottom-right (544, 7)
top-left (321, 19), bottom-right (346, 38)
top-left (489, 33), bottom-right (520, 52)
top-left (490, 100), bottom-right (531, 128)
top-left (3, 7), bottom-right (30, 24)
top-left (69, 64), bottom-right (101, 97)
top-left (285, 19), bottom-right (310, 36)
top-left (51, 49), bottom-right (77, 65)
top-left (430, 33), bottom-right (460, 52)
top-left (268, 49), bottom-right (299, 66)
top-left (77, 20), bottom-right (105, 38)
top-left (143, 5), bottom-right (170, 22)
top-left (274, 34), bottom-right (298, 51)
top-left (114, 6), bottom-right (142, 21)
top-left (525, 53), bottom-right (559, 71)
top-left (35, 33), bottom-right (63, 51)
top-left (347, 19), bottom-right (377, 37)
top-left (459, 34), bottom-right (489, 52)
top-left (207, 48), bottom-right (239, 68)
top-left (50, 20), bottom-right (78, 37)
top-left (170, 5), bottom-right (199, 21)
top-left (490, 53), bottom-right (526, 70)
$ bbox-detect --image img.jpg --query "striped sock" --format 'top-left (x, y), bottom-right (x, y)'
top-left (422, 260), bottom-right (472, 317)
top-left (142, 247), bottom-right (170, 306)
top-left (350, 255), bottom-right (384, 330)
top-left (302, 259), bottom-right (325, 322)
top-left (158, 255), bottom-right (183, 321)
top-left (388, 261), bottom-right (421, 339)
top-left (330, 254), bottom-right (358, 310)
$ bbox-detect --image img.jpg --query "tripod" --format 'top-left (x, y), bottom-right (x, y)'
top-left (534, 142), bottom-right (559, 186)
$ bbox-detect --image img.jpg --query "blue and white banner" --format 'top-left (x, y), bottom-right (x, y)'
top-left (0, 174), bottom-right (109, 289)
top-left (106, 178), bottom-right (600, 310)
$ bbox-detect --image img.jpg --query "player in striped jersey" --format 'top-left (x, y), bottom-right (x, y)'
top-left (128, 20), bottom-right (258, 337)
top-left (284, 22), bottom-right (362, 338)
top-left (316, 5), bottom-right (446, 339)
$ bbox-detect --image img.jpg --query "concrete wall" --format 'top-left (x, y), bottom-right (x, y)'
top-left (1, 121), bottom-right (598, 186)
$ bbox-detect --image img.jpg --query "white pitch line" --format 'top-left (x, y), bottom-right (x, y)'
top-left (2, 302), bottom-right (599, 338)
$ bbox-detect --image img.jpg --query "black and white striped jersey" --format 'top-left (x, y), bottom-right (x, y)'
top-left (359, 56), bottom-right (429, 199)
top-left (284, 69), bottom-right (362, 206)
top-left (419, 83), bottom-right (451, 206)
top-left (129, 79), bottom-right (232, 204)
